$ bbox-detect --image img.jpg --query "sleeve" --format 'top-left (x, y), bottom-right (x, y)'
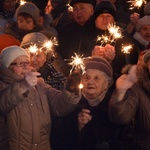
top-left (108, 85), bottom-right (139, 125)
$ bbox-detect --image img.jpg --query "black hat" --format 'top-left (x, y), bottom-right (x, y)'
top-left (93, 0), bottom-right (116, 21)
top-left (70, 0), bottom-right (96, 8)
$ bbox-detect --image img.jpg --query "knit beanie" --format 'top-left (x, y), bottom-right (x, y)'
top-left (144, 2), bottom-right (150, 15)
top-left (93, 0), bottom-right (117, 21)
top-left (136, 16), bottom-right (150, 31)
top-left (15, 2), bottom-right (39, 24)
top-left (0, 46), bottom-right (29, 68)
top-left (70, 0), bottom-right (96, 8)
top-left (84, 56), bottom-right (113, 78)
top-left (143, 49), bottom-right (150, 63)
top-left (21, 32), bottom-right (48, 48)
top-left (0, 34), bottom-right (20, 53)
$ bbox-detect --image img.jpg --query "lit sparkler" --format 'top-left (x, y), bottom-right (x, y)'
top-left (66, 3), bottom-right (73, 12)
top-left (69, 53), bottom-right (85, 74)
top-left (128, 0), bottom-right (147, 10)
top-left (121, 44), bottom-right (133, 54)
top-left (97, 23), bottom-right (122, 46)
top-left (28, 44), bottom-right (39, 55)
top-left (20, 0), bottom-right (26, 5)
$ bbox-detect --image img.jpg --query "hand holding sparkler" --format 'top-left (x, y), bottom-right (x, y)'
top-left (130, 12), bottom-right (140, 25)
top-left (92, 44), bottom-right (115, 63)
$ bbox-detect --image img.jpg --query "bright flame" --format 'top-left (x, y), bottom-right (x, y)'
top-left (97, 23), bottom-right (122, 46)
top-left (121, 44), bottom-right (133, 54)
top-left (20, 0), bottom-right (26, 5)
top-left (69, 53), bottom-right (85, 74)
top-left (128, 0), bottom-right (147, 9)
top-left (28, 44), bottom-right (38, 54)
top-left (79, 83), bottom-right (83, 89)
top-left (66, 3), bottom-right (73, 12)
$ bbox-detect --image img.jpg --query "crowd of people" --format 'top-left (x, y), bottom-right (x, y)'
top-left (0, 0), bottom-right (150, 150)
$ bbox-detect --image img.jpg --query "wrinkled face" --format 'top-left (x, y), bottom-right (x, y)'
top-left (95, 13), bottom-right (115, 30)
top-left (17, 16), bottom-right (35, 31)
top-left (139, 25), bottom-right (150, 42)
top-left (82, 69), bottom-right (108, 99)
top-left (9, 55), bottom-right (30, 78)
top-left (30, 51), bottom-right (46, 71)
top-left (73, 3), bottom-right (94, 26)
top-left (3, 0), bottom-right (16, 12)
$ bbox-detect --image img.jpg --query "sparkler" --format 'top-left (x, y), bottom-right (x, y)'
top-left (20, 0), bottom-right (26, 5)
top-left (97, 23), bottom-right (122, 46)
top-left (121, 44), bottom-right (133, 64)
top-left (66, 3), bottom-right (73, 12)
top-left (128, 0), bottom-right (147, 10)
top-left (68, 53), bottom-right (85, 74)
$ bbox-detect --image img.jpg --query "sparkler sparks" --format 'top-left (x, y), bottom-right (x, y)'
top-left (97, 23), bottom-right (122, 46)
top-left (69, 53), bottom-right (85, 74)
top-left (20, 0), bottom-right (26, 5)
top-left (121, 44), bottom-right (133, 54)
top-left (128, 0), bottom-right (147, 10)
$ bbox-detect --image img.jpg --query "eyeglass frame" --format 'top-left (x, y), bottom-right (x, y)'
top-left (10, 61), bottom-right (31, 67)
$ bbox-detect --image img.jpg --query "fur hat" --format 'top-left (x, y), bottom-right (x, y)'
top-left (93, 0), bottom-right (116, 21)
top-left (0, 46), bottom-right (29, 68)
top-left (136, 16), bottom-right (150, 31)
top-left (15, 2), bottom-right (39, 24)
top-left (144, 2), bottom-right (150, 15)
top-left (84, 56), bottom-right (113, 78)
top-left (0, 34), bottom-right (20, 53)
top-left (143, 49), bottom-right (150, 63)
top-left (21, 32), bottom-right (48, 48)
top-left (70, 0), bottom-right (96, 7)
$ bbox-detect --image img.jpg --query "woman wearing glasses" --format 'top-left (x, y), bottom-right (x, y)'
top-left (0, 45), bottom-right (81, 150)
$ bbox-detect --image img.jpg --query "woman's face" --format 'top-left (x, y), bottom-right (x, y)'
top-left (17, 16), bottom-right (35, 31)
top-left (3, 0), bottom-right (16, 12)
top-left (30, 51), bottom-right (46, 71)
top-left (9, 55), bottom-right (31, 78)
top-left (95, 13), bottom-right (115, 30)
top-left (82, 69), bottom-right (108, 99)
top-left (139, 25), bottom-right (150, 42)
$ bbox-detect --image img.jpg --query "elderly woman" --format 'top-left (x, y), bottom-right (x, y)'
top-left (0, 45), bottom-right (81, 150)
top-left (51, 56), bottom-right (128, 150)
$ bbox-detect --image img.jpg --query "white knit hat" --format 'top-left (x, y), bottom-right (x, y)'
top-left (136, 16), bottom-right (150, 31)
top-left (0, 46), bottom-right (29, 68)
top-left (15, 2), bottom-right (39, 24)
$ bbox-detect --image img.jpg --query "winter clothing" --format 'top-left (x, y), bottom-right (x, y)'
top-left (143, 49), bottom-right (150, 63)
top-left (70, 0), bottom-right (96, 7)
top-left (21, 32), bottom-right (48, 48)
top-left (15, 2), bottom-right (39, 24)
top-left (136, 16), bottom-right (150, 32)
top-left (93, 0), bottom-right (117, 21)
top-left (4, 22), bottom-right (44, 42)
top-left (0, 34), bottom-right (20, 52)
top-left (84, 56), bottom-right (113, 78)
top-left (109, 60), bottom-right (150, 150)
top-left (0, 46), bottom-right (28, 68)
top-left (0, 66), bottom-right (80, 150)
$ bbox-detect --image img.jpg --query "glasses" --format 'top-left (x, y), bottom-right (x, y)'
top-left (10, 61), bottom-right (30, 67)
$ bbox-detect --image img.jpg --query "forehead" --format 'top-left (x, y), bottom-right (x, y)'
top-left (73, 3), bottom-right (92, 8)
top-left (141, 25), bottom-right (150, 29)
top-left (98, 13), bottom-right (113, 17)
top-left (84, 69), bottom-right (103, 75)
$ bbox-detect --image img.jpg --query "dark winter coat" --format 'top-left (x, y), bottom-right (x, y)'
top-left (0, 67), bottom-right (80, 150)
top-left (109, 62), bottom-right (150, 150)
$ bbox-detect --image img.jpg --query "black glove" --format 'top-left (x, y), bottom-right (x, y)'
top-left (66, 72), bottom-right (81, 95)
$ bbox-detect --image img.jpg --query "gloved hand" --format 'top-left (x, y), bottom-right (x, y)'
top-left (66, 72), bottom-right (81, 95)
top-left (20, 71), bottom-right (41, 94)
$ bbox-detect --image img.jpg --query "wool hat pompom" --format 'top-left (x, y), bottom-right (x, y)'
top-left (143, 49), bottom-right (150, 63)
top-left (15, 2), bottom-right (39, 24)
top-left (84, 56), bottom-right (113, 78)
top-left (70, 0), bottom-right (96, 8)
top-left (93, 0), bottom-right (117, 21)
top-left (0, 46), bottom-right (29, 68)
top-left (21, 32), bottom-right (48, 48)
top-left (136, 16), bottom-right (150, 31)
top-left (0, 34), bottom-right (20, 53)
top-left (144, 2), bottom-right (150, 15)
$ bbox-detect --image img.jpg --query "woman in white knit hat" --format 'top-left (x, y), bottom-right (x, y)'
top-left (0, 45), bottom-right (81, 150)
